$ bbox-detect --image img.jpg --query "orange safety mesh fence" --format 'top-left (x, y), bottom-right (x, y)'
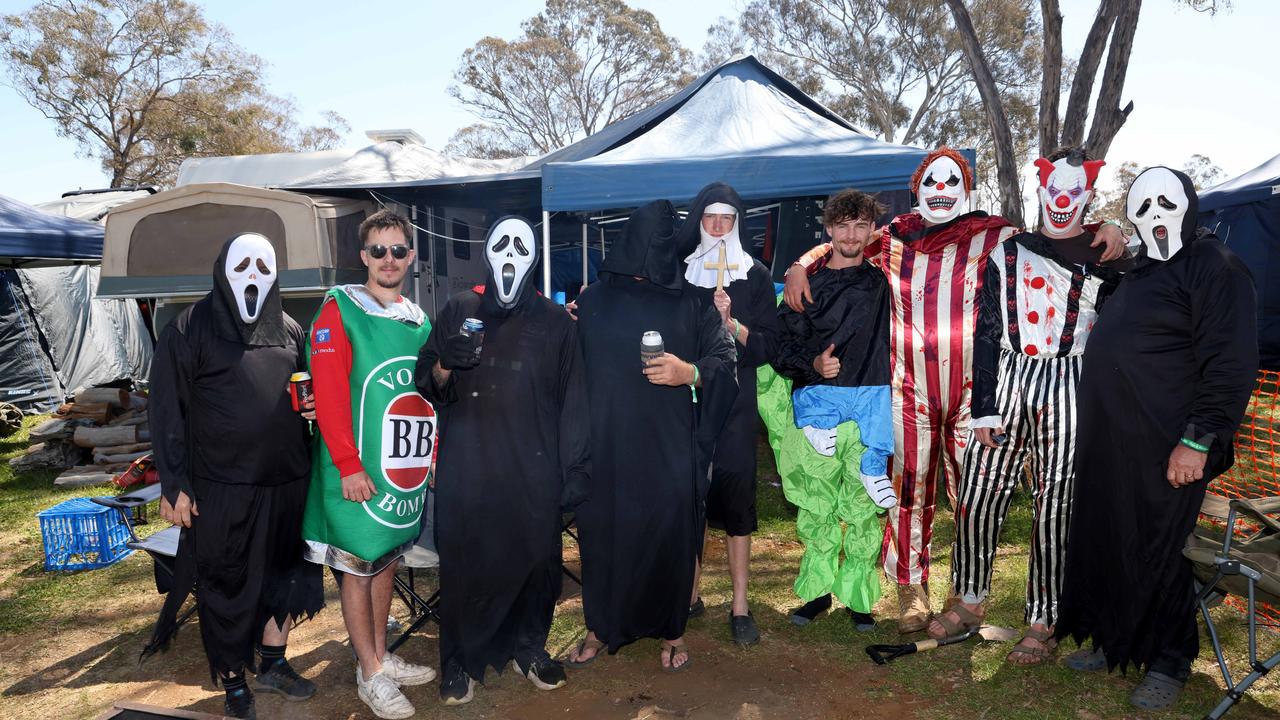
top-left (1206, 369), bottom-right (1280, 626)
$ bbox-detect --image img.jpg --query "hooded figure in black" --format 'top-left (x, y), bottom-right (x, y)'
top-left (567, 199), bottom-right (737, 672)
top-left (415, 216), bottom-right (590, 699)
top-left (677, 182), bottom-right (781, 644)
top-left (1055, 167), bottom-right (1258, 708)
top-left (146, 233), bottom-right (323, 718)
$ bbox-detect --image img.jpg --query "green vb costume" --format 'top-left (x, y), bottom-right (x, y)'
top-left (302, 285), bottom-right (435, 575)
top-left (760, 265), bottom-right (894, 612)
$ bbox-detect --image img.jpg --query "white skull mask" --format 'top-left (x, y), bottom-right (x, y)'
top-left (1126, 167), bottom-right (1192, 261)
top-left (223, 233), bottom-right (276, 324)
top-left (917, 155), bottom-right (968, 224)
top-left (1036, 158), bottom-right (1095, 238)
top-left (484, 217), bottom-right (538, 309)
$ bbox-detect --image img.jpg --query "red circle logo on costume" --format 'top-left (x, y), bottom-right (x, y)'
top-left (380, 393), bottom-right (436, 492)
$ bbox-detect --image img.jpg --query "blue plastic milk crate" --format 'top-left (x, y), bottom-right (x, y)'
top-left (37, 497), bottom-right (133, 571)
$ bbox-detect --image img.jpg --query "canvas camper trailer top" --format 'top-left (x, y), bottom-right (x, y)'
top-left (99, 183), bottom-right (376, 299)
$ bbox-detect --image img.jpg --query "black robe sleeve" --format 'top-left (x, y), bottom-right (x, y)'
top-left (1182, 247), bottom-right (1259, 451)
top-left (558, 319), bottom-right (592, 512)
top-left (775, 300), bottom-right (821, 386)
top-left (972, 251), bottom-right (1003, 422)
top-left (738, 267), bottom-right (781, 369)
top-left (415, 302), bottom-right (461, 407)
top-left (150, 315), bottom-right (196, 507)
top-left (691, 301), bottom-right (739, 494)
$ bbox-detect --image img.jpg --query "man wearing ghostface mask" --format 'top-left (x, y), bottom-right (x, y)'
top-left (146, 233), bottom-right (323, 719)
top-left (415, 216), bottom-right (590, 705)
top-left (304, 210), bottom-right (436, 719)
top-left (781, 147), bottom-right (1128, 633)
top-left (940, 147), bottom-right (1125, 664)
top-left (1055, 167), bottom-right (1257, 710)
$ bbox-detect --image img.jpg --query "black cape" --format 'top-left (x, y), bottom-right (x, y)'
top-left (145, 237), bottom-right (317, 674)
top-left (575, 200), bottom-right (737, 649)
top-left (1055, 231), bottom-right (1258, 672)
top-left (416, 282), bottom-right (590, 681)
top-left (775, 260), bottom-right (891, 390)
top-left (677, 183), bottom-right (781, 527)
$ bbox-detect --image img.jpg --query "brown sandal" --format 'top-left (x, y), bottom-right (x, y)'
top-left (1007, 626), bottom-right (1057, 666)
top-left (926, 602), bottom-right (985, 640)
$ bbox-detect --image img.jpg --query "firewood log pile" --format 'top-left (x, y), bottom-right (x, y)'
top-left (8, 387), bottom-right (151, 488)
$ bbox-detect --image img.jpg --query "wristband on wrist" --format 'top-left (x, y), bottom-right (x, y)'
top-left (1102, 219), bottom-right (1124, 229)
top-left (1180, 437), bottom-right (1210, 453)
top-left (732, 319), bottom-right (741, 339)
top-left (689, 363), bottom-right (700, 404)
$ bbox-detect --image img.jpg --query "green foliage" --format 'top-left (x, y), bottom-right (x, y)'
top-left (447, 0), bottom-right (692, 157)
top-left (0, 0), bottom-right (349, 188)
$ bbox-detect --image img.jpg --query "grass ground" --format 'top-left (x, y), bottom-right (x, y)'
top-left (0, 415), bottom-right (1277, 719)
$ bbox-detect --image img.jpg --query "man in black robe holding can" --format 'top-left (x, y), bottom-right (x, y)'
top-left (416, 216), bottom-right (590, 705)
top-left (1055, 167), bottom-right (1258, 710)
top-left (566, 200), bottom-right (737, 672)
top-left (147, 233), bottom-right (324, 719)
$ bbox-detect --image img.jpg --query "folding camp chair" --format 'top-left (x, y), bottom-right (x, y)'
top-left (387, 489), bottom-right (441, 653)
top-left (92, 483), bottom-right (197, 629)
top-left (1183, 492), bottom-right (1280, 720)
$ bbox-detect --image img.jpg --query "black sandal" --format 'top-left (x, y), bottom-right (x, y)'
top-left (661, 641), bottom-right (692, 673)
top-left (564, 636), bottom-right (604, 668)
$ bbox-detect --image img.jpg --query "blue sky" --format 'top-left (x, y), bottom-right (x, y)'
top-left (0, 0), bottom-right (1273, 204)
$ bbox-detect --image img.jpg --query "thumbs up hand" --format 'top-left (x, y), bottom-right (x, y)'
top-left (813, 344), bottom-right (840, 379)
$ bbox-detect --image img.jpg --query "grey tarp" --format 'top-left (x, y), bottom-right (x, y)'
top-left (0, 265), bottom-right (151, 412)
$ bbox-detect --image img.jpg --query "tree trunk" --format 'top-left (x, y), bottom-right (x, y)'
top-left (1086, 0), bottom-right (1142, 159)
top-left (944, 0), bottom-right (1024, 227)
top-left (74, 388), bottom-right (129, 408)
top-left (1060, 0), bottom-right (1118, 147)
top-left (1038, 0), bottom-right (1064, 156)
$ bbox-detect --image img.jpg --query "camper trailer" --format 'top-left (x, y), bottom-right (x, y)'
top-left (100, 183), bottom-right (377, 328)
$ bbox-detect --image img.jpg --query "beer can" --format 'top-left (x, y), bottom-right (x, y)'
top-left (460, 318), bottom-right (485, 356)
top-left (290, 371), bottom-right (313, 412)
top-left (641, 330), bottom-right (664, 367)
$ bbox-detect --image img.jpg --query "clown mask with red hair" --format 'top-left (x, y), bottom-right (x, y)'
top-left (1034, 147), bottom-right (1105, 239)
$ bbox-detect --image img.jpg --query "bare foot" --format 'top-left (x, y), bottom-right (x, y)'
top-left (660, 639), bottom-right (690, 670)
top-left (567, 631), bottom-right (602, 664)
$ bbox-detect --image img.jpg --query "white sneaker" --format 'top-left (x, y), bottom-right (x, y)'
top-left (382, 652), bottom-right (437, 686)
top-left (356, 668), bottom-right (415, 719)
top-left (861, 473), bottom-right (898, 509)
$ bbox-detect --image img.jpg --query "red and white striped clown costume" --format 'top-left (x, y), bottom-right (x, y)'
top-left (794, 148), bottom-right (1018, 591)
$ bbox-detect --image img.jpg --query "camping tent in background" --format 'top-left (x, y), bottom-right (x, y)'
top-left (0, 194), bottom-right (151, 411)
top-left (0, 265), bottom-right (152, 411)
top-left (0, 193), bottom-right (104, 266)
top-left (1199, 153), bottom-right (1280, 369)
top-left (35, 187), bottom-right (156, 223)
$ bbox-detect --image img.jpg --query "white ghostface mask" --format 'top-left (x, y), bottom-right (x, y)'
top-left (223, 233), bottom-right (276, 324)
top-left (485, 217), bottom-right (538, 309)
top-left (917, 155), bottom-right (968, 224)
top-left (1034, 155), bottom-right (1104, 239)
top-left (1126, 167), bottom-right (1191, 261)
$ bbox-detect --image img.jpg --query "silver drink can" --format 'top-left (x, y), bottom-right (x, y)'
top-left (460, 318), bottom-right (485, 356)
top-left (641, 330), bottom-right (664, 367)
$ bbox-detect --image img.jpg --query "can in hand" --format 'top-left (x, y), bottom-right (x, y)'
top-left (641, 330), bottom-right (664, 368)
top-left (459, 318), bottom-right (485, 356)
top-left (289, 371), bottom-right (313, 412)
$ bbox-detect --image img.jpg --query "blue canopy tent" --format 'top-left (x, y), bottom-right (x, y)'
top-left (1199, 154), bottom-right (1280, 369)
top-left (0, 193), bottom-right (104, 266)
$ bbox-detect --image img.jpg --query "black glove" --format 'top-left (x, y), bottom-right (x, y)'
top-left (439, 333), bottom-right (481, 371)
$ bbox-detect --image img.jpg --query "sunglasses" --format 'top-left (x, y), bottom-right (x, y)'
top-left (364, 244), bottom-right (410, 260)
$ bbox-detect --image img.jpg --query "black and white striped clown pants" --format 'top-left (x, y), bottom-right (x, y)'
top-left (951, 349), bottom-right (1082, 627)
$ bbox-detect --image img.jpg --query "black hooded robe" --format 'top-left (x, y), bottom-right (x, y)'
top-left (146, 238), bottom-right (323, 680)
top-left (677, 182), bottom-right (781, 537)
top-left (1055, 230), bottom-right (1257, 676)
top-left (574, 200), bottom-right (738, 650)
top-left (415, 278), bottom-right (590, 682)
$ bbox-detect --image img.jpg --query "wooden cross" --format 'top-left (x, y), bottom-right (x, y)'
top-left (705, 242), bottom-right (739, 291)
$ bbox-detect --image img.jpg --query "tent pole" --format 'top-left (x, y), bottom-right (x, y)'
top-left (542, 210), bottom-right (552, 295)
top-left (600, 227), bottom-right (606, 259)
top-left (581, 222), bottom-right (588, 290)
